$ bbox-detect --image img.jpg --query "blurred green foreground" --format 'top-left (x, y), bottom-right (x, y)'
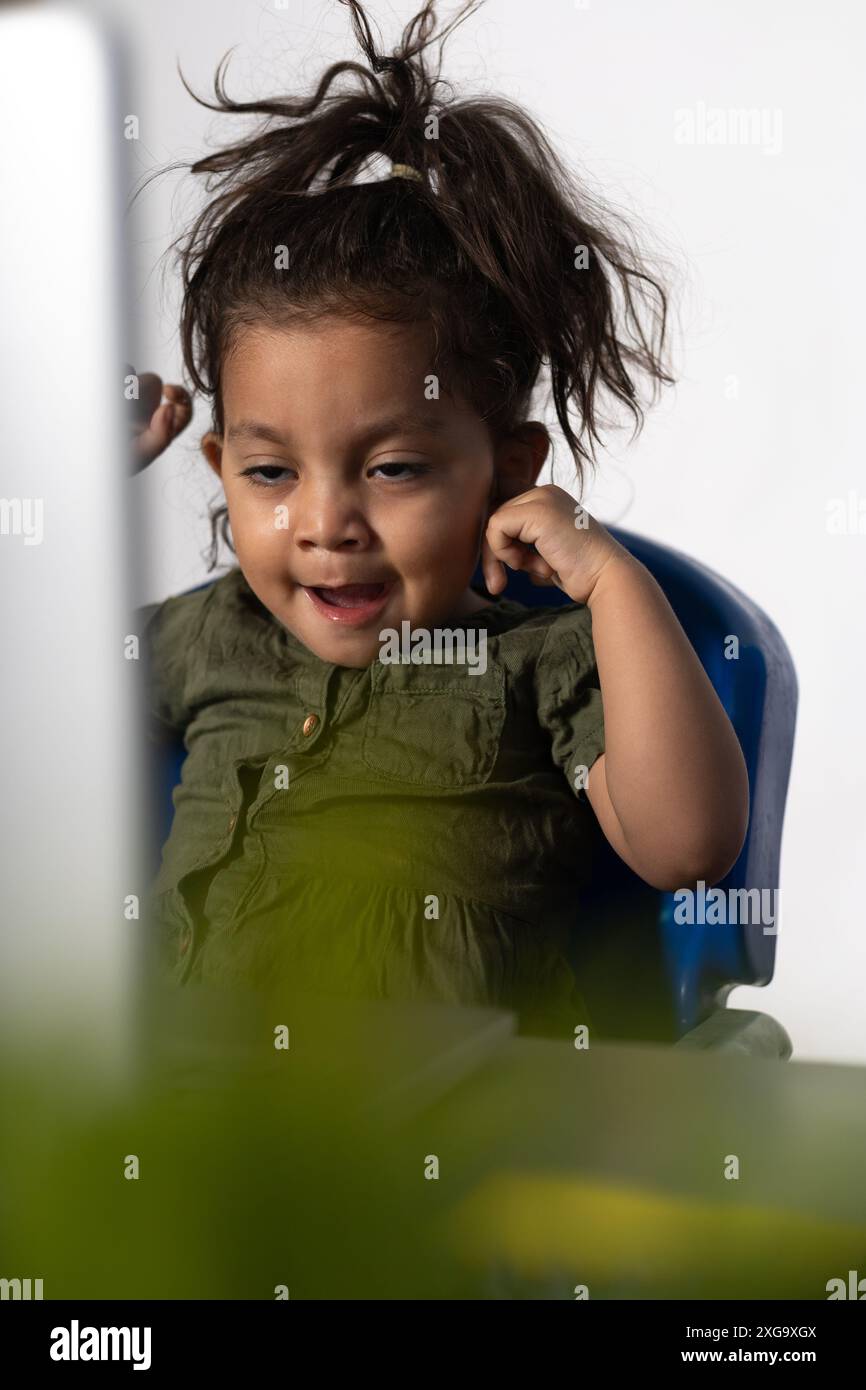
top-left (1, 983), bottom-right (865, 1300)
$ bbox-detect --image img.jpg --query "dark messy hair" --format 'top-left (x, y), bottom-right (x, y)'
top-left (162, 0), bottom-right (674, 571)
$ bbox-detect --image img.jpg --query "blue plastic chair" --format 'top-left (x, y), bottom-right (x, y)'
top-left (151, 527), bottom-right (796, 1057)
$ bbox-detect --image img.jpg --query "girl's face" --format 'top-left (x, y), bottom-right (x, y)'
top-left (203, 316), bottom-right (545, 668)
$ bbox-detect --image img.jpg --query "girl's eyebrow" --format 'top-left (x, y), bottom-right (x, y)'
top-left (226, 411), bottom-right (448, 447)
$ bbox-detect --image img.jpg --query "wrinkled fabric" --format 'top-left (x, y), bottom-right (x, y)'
top-left (139, 566), bottom-right (607, 1037)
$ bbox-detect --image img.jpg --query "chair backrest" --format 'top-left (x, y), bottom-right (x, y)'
top-left (152, 529), bottom-right (797, 1041)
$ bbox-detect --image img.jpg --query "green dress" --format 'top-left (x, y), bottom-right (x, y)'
top-left (139, 567), bottom-right (607, 1038)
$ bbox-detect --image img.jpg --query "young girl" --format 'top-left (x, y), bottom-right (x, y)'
top-left (135, 0), bottom-right (749, 1038)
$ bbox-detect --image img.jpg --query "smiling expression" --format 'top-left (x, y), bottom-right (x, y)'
top-left (202, 315), bottom-right (547, 668)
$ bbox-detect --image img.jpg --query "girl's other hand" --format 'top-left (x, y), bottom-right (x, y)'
top-left (125, 365), bottom-right (192, 472)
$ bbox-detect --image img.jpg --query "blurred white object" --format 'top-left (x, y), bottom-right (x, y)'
top-left (0, 2), bottom-right (139, 1076)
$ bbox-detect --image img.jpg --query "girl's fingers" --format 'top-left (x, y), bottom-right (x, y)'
top-left (491, 540), bottom-right (556, 581)
top-left (128, 371), bottom-right (164, 426)
top-left (485, 500), bottom-right (570, 586)
top-left (522, 551), bottom-right (559, 579)
top-left (131, 401), bottom-right (176, 472)
top-left (482, 521), bottom-right (565, 593)
top-left (125, 367), bottom-right (191, 426)
top-left (480, 531), bottom-right (507, 594)
top-left (486, 540), bottom-right (528, 590)
top-left (163, 382), bottom-right (192, 422)
top-left (485, 507), bottom-right (541, 567)
top-left (128, 376), bottom-right (193, 471)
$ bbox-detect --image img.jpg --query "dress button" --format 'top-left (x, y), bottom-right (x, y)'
top-left (302, 713), bottom-right (319, 736)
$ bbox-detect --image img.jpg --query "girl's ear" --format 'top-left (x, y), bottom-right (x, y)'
top-left (201, 431), bottom-right (223, 479)
top-left (490, 422), bottom-right (550, 506)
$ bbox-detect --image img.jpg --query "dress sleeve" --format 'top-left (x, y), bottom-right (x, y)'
top-left (533, 603), bottom-right (605, 802)
top-left (135, 594), bottom-right (198, 740)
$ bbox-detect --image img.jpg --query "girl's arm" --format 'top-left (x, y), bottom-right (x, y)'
top-left (483, 485), bottom-right (750, 892)
top-left (583, 550), bottom-right (749, 891)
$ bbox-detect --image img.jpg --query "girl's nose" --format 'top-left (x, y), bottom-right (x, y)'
top-left (292, 485), bottom-right (371, 551)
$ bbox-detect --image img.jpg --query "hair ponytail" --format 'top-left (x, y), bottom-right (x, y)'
top-left (150, 0), bottom-right (675, 568)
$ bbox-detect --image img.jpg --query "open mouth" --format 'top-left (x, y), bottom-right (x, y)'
top-left (310, 583), bottom-right (387, 608)
top-left (302, 580), bottom-right (394, 625)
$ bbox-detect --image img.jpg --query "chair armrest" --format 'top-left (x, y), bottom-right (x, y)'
top-left (674, 1008), bottom-right (792, 1060)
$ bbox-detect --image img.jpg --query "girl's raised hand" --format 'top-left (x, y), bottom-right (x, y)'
top-left (481, 483), bottom-right (628, 606)
top-left (125, 365), bottom-right (192, 472)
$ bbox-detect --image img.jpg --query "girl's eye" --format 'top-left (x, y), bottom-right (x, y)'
top-left (240, 465), bottom-right (292, 488)
top-left (239, 461), bottom-right (431, 487)
top-left (368, 462), bottom-right (430, 481)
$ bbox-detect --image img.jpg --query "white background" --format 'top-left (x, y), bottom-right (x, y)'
top-left (115, 0), bottom-right (865, 1064)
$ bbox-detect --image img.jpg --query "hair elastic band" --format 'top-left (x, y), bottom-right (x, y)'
top-left (390, 161), bottom-right (423, 182)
